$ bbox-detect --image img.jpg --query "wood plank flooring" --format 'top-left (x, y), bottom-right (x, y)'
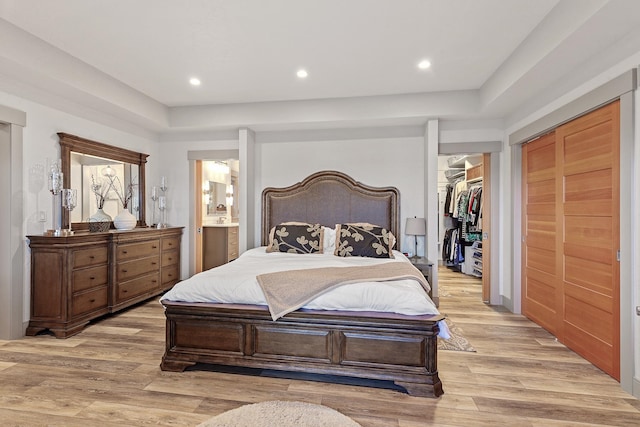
top-left (0, 267), bottom-right (637, 426)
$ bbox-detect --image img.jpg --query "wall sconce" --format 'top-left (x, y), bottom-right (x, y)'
top-left (226, 184), bottom-right (234, 207)
top-left (202, 181), bottom-right (211, 205)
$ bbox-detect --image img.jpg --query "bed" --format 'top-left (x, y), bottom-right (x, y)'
top-left (160, 170), bottom-right (444, 397)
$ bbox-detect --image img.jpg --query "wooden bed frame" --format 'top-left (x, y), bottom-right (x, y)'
top-left (161, 171), bottom-right (444, 397)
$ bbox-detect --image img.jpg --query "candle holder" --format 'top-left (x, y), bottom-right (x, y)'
top-left (61, 188), bottom-right (77, 235)
top-left (48, 160), bottom-right (63, 235)
top-left (157, 195), bottom-right (167, 229)
top-left (155, 176), bottom-right (169, 228)
top-left (150, 186), bottom-right (159, 227)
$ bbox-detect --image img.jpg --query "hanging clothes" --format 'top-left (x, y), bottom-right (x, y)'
top-left (451, 180), bottom-right (468, 218)
top-left (442, 178), bottom-right (483, 272)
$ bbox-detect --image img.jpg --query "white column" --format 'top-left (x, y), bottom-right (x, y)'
top-left (425, 119), bottom-right (439, 304)
top-left (239, 128), bottom-right (256, 253)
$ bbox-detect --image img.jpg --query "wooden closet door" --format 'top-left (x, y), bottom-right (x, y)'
top-left (522, 132), bottom-right (560, 335)
top-left (522, 101), bottom-right (620, 380)
top-left (557, 100), bottom-right (620, 380)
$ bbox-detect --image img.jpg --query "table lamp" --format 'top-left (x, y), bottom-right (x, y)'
top-left (405, 217), bottom-right (426, 259)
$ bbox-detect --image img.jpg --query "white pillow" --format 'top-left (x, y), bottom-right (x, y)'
top-left (323, 226), bottom-right (336, 253)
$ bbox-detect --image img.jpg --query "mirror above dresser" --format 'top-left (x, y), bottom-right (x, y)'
top-left (58, 132), bottom-right (149, 231)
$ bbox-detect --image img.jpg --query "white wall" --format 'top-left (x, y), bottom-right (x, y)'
top-left (257, 136), bottom-right (425, 253)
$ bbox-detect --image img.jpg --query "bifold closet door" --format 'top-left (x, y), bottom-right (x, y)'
top-left (522, 101), bottom-right (620, 380)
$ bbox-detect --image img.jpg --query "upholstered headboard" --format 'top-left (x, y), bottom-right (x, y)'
top-left (261, 170), bottom-right (400, 247)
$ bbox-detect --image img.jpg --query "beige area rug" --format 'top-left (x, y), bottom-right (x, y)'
top-left (438, 317), bottom-right (476, 352)
top-left (198, 400), bottom-right (361, 427)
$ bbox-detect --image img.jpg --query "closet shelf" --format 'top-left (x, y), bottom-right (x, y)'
top-left (447, 154), bottom-right (482, 169)
top-left (445, 169), bottom-right (465, 180)
top-left (447, 155), bottom-right (468, 168)
top-left (466, 163), bottom-right (483, 182)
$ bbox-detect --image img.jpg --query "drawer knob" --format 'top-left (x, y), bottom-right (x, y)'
top-left (122, 250), bottom-right (128, 254)
top-left (90, 299), bottom-right (95, 303)
top-left (122, 269), bottom-right (128, 273)
top-left (152, 262), bottom-right (157, 266)
top-left (152, 280), bottom-right (157, 283)
top-left (168, 257), bottom-right (172, 261)
top-left (89, 255), bottom-right (95, 259)
top-left (152, 245), bottom-right (158, 249)
top-left (90, 276), bottom-right (95, 280)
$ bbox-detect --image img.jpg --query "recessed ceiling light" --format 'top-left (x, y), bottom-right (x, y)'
top-left (296, 69), bottom-right (308, 78)
top-left (418, 60), bottom-right (431, 70)
top-left (189, 77), bottom-right (201, 86)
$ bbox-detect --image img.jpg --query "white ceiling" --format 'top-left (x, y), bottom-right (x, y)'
top-left (1, 0), bottom-right (640, 135)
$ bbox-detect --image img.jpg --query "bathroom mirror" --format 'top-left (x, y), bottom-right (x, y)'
top-left (205, 181), bottom-right (229, 216)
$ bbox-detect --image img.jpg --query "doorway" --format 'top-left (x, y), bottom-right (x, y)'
top-left (438, 152), bottom-right (491, 303)
top-left (187, 149), bottom-right (239, 276)
top-left (0, 109), bottom-right (26, 339)
top-left (195, 159), bottom-right (240, 274)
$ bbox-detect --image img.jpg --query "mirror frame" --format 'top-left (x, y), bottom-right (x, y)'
top-left (58, 132), bottom-right (149, 231)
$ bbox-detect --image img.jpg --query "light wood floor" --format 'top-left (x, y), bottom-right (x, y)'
top-left (1, 267), bottom-right (638, 426)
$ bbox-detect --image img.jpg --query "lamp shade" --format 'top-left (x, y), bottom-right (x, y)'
top-left (405, 217), bottom-right (426, 236)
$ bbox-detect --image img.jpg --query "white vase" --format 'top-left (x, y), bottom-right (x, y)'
top-left (113, 209), bottom-right (137, 230)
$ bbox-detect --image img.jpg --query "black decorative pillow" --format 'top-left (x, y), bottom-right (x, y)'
top-left (334, 223), bottom-right (395, 258)
top-left (266, 223), bottom-right (324, 254)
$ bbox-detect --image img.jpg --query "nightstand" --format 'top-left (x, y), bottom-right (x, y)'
top-left (409, 257), bottom-right (433, 297)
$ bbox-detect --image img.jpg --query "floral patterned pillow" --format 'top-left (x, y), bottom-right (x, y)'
top-left (266, 223), bottom-right (324, 254)
top-left (334, 223), bottom-right (395, 258)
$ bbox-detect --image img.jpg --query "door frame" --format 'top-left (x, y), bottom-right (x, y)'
top-left (187, 149), bottom-right (239, 276)
top-left (0, 104), bottom-right (26, 339)
top-left (437, 143), bottom-right (501, 306)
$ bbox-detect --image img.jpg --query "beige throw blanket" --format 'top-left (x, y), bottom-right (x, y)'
top-left (256, 262), bottom-right (431, 320)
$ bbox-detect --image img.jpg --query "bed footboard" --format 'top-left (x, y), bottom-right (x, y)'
top-left (161, 301), bottom-right (444, 398)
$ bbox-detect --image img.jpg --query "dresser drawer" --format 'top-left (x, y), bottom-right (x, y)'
top-left (73, 246), bottom-right (108, 269)
top-left (162, 264), bottom-right (179, 286)
top-left (72, 265), bottom-right (108, 293)
top-left (227, 246), bottom-right (239, 261)
top-left (228, 226), bottom-right (238, 240)
top-left (162, 237), bottom-right (180, 251)
top-left (117, 273), bottom-right (160, 301)
top-left (162, 250), bottom-right (179, 267)
top-left (227, 227), bottom-right (239, 260)
top-left (117, 256), bottom-right (160, 281)
top-left (71, 286), bottom-right (108, 317)
top-left (117, 240), bottom-right (160, 261)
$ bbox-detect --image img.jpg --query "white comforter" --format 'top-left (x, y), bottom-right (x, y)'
top-left (161, 247), bottom-right (448, 337)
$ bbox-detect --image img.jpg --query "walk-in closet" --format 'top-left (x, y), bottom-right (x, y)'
top-left (438, 154), bottom-right (488, 297)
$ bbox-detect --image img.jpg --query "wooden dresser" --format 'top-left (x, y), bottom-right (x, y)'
top-left (27, 227), bottom-right (183, 338)
top-left (202, 225), bottom-right (239, 270)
